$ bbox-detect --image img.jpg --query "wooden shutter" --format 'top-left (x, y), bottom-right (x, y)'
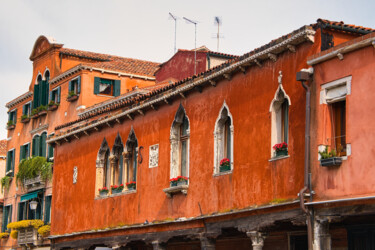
top-left (40, 133), bottom-right (47, 157)
top-left (33, 84), bottom-right (40, 109)
top-left (44, 196), bottom-right (51, 223)
top-left (11, 149), bottom-right (15, 174)
top-left (22, 105), bottom-right (26, 115)
top-left (6, 151), bottom-right (11, 172)
top-left (36, 196), bottom-right (43, 220)
top-left (39, 81), bottom-right (45, 106)
top-left (20, 145), bottom-right (25, 162)
top-left (94, 77), bottom-right (100, 94)
top-left (2, 206), bottom-right (8, 232)
top-left (32, 137), bottom-right (37, 156)
top-left (77, 76), bottom-right (81, 94)
top-left (13, 109), bottom-right (17, 124)
top-left (57, 87), bottom-right (61, 103)
top-left (114, 80), bottom-right (121, 97)
top-left (18, 202), bottom-right (25, 221)
top-left (33, 135), bottom-right (40, 157)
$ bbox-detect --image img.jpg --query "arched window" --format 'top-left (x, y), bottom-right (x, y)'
top-left (124, 128), bottom-right (138, 185)
top-left (270, 85), bottom-right (290, 157)
top-left (32, 131), bottom-right (47, 157)
top-left (96, 138), bottom-right (110, 194)
top-left (170, 105), bottom-right (190, 180)
top-left (33, 73), bottom-right (49, 108)
top-left (214, 102), bottom-right (234, 174)
top-left (112, 133), bottom-right (124, 186)
top-left (44, 70), bottom-right (50, 82)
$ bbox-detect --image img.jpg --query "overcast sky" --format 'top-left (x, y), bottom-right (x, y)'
top-left (0, 0), bottom-right (373, 139)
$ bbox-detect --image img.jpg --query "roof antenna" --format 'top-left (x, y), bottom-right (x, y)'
top-left (183, 16), bottom-right (198, 75)
top-left (169, 12), bottom-right (178, 54)
top-left (214, 16), bottom-right (222, 52)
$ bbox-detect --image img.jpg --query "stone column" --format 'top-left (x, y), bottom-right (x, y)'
top-left (152, 241), bottom-right (166, 250)
top-left (200, 236), bottom-right (216, 250)
top-left (313, 218), bottom-right (331, 250)
top-left (246, 231), bottom-right (267, 250)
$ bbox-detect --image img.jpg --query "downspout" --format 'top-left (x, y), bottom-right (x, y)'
top-left (296, 68), bottom-right (313, 250)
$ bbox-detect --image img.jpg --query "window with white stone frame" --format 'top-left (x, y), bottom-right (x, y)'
top-left (270, 83), bottom-right (291, 157)
top-left (124, 128), bottom-right (138, 186)
top-left (319, 76), bottom-right (351, 157)
top-left (95, 138), bottom-right (111, 195)
top-left (213, 101), bottom-right (234, 174)
top-left (111, 133), bottom-right (124, 186)
top-left (170, 105), bottom-right (190, 181)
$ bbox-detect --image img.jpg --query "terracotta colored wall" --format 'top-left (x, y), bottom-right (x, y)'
top-left (155, 51), bottom-right (207, 83)
top-left (311, 44), bottom-right (375, 200)
top-left (51, 39), bottom-right (324, 236)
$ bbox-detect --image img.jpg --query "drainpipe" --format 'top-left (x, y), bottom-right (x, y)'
top-left (296, 68), bottom-right (313, 250)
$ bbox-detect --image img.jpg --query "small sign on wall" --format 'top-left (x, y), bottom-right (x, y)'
top-left (73, 166), bottom-right (78, 184)
top-left (149, 144), bottom-right (159, 168)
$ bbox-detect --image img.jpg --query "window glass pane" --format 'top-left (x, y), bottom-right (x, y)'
top-left (118, 154), bottom-right (123, 184)
top-left (181, 116), bottom-right (189, 136)
top-left (181, 140), bottom-right (187, 176)
top-left (225, 118), bottom-right (231, 160)
top-left (132, 148), bottom-right (137, 182)
top-left (332, 101), bottom-right (346, 156)
top-left (282, 99), bottom-right (289, 143)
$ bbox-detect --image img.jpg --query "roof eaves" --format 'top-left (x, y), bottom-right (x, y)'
top-left (6, 91), bottom-right (33, 109)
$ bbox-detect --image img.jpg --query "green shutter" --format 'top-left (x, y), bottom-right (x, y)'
top-left (18, 202), bottom-right (25, 221)
top-left (94, 77), bottom-right (100, 94)
top-left (39, 81), bottom-right (44, 107)
top-left (22, 105), bottom-right (26, 115)
top-left (11, 149), bottom-right (15, 174)
top-left (44, 196), bottom-right (51, 224)
top-left (6, 151), bottom-right (11, 172)
top-left (114, 80), bottom-right (121, 97)
top-left (2, 206), bottom-right (8, 232)
top-left (40, 133), bottom-right (47, 157)
top-left (48, 144), bottom-right (54, 160)
top-left (13, 109), bottom-right (17, 124)
top-left (69, 81), bottom-right (73, 92)
top-left (32, 137), bottom-right (37, 156)
top-left (33, 84), bottom-right (40, 109)
top-left (33, 135), bottom-right (40, 157)
top-left (77, 76), bottom-right (81, 94)
top-left (20, 145), bottom-right (25, 162)
top-left (57, 87), bottom-right (61, 103)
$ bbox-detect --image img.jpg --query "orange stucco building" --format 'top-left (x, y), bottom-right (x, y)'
top-left (3, 19), bottom-right (375, 250)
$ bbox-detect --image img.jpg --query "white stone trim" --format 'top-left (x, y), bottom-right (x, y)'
top-left (213, 101), bottom-right (234, 174)
top-left (320, 76), bottom-right (351, 104)
top-left (43, 68), bottom-right (50, 80)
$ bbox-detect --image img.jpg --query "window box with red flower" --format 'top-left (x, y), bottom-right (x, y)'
top-left (219, 158), bottom-right (231, 172)
top-left (273, 142), bottom-right (288, 157)
top-left (126, 181), bottom-right (136, 190)
top-left (111, 184), bottom-right (124, 194)
top-left (169, 176), bottom-right (188, 187)
top-left (98, 187), bottom-right (109, 197)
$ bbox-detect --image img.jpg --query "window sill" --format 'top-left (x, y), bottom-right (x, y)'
top-left (67, 95), bottom-right (79, 102)
top-left (163, 185), bottom-right (188, 198)
top-left (95, 189), bottom-right (136, 200)
top-left (269, 155), bottom-right (290, 162)
top-left (213, 170), bottom-right (233, 177)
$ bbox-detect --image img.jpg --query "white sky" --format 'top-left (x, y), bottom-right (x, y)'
top-left (0, 0), bottom-right (373, 139)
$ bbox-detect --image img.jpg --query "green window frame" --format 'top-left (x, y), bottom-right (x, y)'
top-left (49, 86), bottom-right (61, 104)
top-left (69, 76), bottom-right (81, 95)
top-left (44, 196), bottom-right (52, 224)
top-left (6, 149), bottom-right (15, 176)
top-left (33, 75), bottom-right (49, 109)
top-left (94, 77), bottom-right (120, 97)
top-left (2, 205), bottom-right (12, 232)
top-left (32, 132), bottom-right (47, 157)
top-left (20, 143), bottom-right (30, 162)
top-left (8, 109), bottom-right (17, 125)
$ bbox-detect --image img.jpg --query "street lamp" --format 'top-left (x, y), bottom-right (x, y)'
top-left (30, 200), bottom-right (38, 219)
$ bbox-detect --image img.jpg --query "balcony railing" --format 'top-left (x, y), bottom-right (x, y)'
top-left (18, 227), bottom-right (42, 246)
top-left (24, 175), bottom-right (45, 192)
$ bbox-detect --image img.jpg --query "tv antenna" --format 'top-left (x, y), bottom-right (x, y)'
top-left (169, 12), bottom-right (178, 54)
top-left (214, 16), bottom-right (222, 52)
top-left (183, 16), bottom-right (198, 75)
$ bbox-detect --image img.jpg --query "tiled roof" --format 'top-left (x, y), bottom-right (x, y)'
top-left (0, 140), bottom-right (7, 156)
top-left (60, 48), bottom-right (160, 77)
top-left (6, 91), bottom-right (33, 109)
top-left (317, 19), bottom-right (374, 34)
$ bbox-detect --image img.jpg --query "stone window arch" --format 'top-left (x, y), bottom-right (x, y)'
top-left (44, 69), bottom-right (50, 81)
top-left (111, 133), bottom-right (124, 186)
top-left (170, 104), bottom-right (190, 180)
top-left (124, 128), bottom-right (138, 185)
top-left (95, 138), bottom-right (110, 195)
top-left (214, 101), bottom-right (234, 174)
top-left (269, 84), bottom-right (291, 157)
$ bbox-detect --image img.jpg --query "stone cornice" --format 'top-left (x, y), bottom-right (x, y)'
top-left (6, 91), bottom-right (33, 109)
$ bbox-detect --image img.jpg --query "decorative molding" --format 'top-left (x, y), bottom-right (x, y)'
top-left (149, 144), bottom-right (159, 168)
top-left (6, 91), bottom-right (33, 109)
top-left (30, 124), bottom-right (49, 135)
top-left (73, 166), bottom-right (78, 184)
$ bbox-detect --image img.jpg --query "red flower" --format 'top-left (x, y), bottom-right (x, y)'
top-left (273, 142), bottom-right (288, 151)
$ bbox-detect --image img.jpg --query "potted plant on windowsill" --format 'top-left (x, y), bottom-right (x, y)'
top-left (31, 108), bottom-right (39, 119)
top-left (273, 142), bottom-right (288, 157)
top-left (170, 176), bottom-right (188, 187)
top-left (219, 158), bottom-right (231, 172)
top-left (21, 115), bottom-right (30, 123)
top-left (319, 146), bottom-right (342, 167)
top-left (111, 184), bottom-right (124, 194)
top-left (47, 101), bottom-right (59, 111)
top-left (6, 120), bottom-right (15, 130)
top-left (126, 181), bottom-right (136, 190)
top-left (67, 91), bottom-right (78, 102)
top-left (1, 176), bottom-right (13, 193)
top-left (98, 187), bottom-right (109, 197)
top-left (38, 105), bottom-right (48, 116)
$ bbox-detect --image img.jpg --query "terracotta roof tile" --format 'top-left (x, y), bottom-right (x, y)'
top-left (0, 140), bottom-right (7, 156)
top-left (317, 19), bottom-right (374, 34)
top-left (60, 48), bottom-right (160, 77)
